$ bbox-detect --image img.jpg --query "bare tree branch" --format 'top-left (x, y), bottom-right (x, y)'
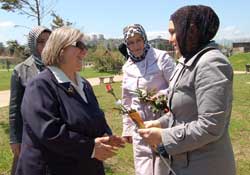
top-left (0, 0), bottom-right (56, 25)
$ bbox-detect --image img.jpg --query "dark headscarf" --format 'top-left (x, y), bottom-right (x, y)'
top-left (170, 5), bottom-right (219, 60)
top-left (118, 43), bottom-right (129, 60)
top-left (123, 24), bottom-right (150, 62)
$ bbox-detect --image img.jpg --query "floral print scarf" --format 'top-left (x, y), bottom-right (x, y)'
top-left (123, 24), bottom-right (150, 63)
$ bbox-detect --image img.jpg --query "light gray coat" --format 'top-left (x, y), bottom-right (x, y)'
top-left (158, 45), bottom-right (236, 175)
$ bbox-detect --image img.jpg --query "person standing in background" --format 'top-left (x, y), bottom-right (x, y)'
top-left (9, 26), bottom-right (51, 175)
top-left (121, 24), bottom-right (175, 175)
top-left (138, 5), bottom-right (236, 175)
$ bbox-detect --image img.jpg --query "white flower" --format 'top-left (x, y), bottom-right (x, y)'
top-left (115, 99), bottom-right (122, 106)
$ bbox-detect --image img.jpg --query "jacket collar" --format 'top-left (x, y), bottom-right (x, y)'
top-left (181, 42), bottom-right (218, 67)
top-left (23, 56), bottom-right (36, 67)
top-left (47, 66), bottom-right (84, 95)
top-left (126, 47), bottom-right (157, 64)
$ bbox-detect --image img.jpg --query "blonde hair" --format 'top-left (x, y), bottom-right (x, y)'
top-left (42, 26), bottom-right (83, 66)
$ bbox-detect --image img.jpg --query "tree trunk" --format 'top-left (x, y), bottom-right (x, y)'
top-left (35, 0), bottom-right (41, 25)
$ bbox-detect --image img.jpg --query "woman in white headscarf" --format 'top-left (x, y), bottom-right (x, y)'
top-left (121, 24), bottom-right (175, 175)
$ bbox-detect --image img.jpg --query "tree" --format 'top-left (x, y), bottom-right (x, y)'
top-left (6, 40), bottom-right (19, 56)
top-left (50, 11), bottom-right (73, 29)
top-left (0, 42), bottom-right (5, 55)
top-left (6, 40), bottom-right (27, 60)
top-left (0, 0), bottom-right (55, 25)
top-left (91, 44), bottom-right (124, 73)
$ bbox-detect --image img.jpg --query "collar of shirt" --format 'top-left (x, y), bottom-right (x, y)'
top-left (48, 66), bottom-right (88, 103)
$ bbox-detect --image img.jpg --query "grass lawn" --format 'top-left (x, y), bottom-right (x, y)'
top-left (229, 52), bottom-right (250, 71)
top-left (1, 75), bottom-right (250, 174)
top-left (230, 74), bottom-right (250, 174)
top-left (0, 71), bottom-right (12, 91)
top-left (80, 67), bottom-right (115, 78)
top-left (0, 67), bottom-right (115, 91)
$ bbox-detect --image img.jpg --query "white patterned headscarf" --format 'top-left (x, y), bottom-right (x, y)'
top-left (123, 24), bottom-right (150, 62)
top-left (28, 26), bottom-right (51, 58)
top-left (27, 26), bottom-right (51, 70)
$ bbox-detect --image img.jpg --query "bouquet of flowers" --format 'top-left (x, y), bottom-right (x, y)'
top-left (105, 84), bottom-right (170, 162)
top-left (131, 88), bottom-right (169, 114)
top-left (105, 84), bottom-right (145, 128)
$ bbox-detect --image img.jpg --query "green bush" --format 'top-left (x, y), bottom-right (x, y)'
top-left (92, 48), bottom-right (124, 73)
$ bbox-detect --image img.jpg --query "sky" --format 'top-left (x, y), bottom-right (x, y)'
top-left (0, 0), bottom-right (250, 46)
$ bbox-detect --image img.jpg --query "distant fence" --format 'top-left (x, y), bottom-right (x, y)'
top-left (84, 61), bottom-right (94, 68)
top-left (0, 56), bottom-right (15, 60)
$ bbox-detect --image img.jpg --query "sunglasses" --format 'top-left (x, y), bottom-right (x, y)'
top-left (72, 40), bottom-right (87, 51)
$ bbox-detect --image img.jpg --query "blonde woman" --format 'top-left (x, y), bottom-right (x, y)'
top-left (16, 27), bottom-right (124, 175)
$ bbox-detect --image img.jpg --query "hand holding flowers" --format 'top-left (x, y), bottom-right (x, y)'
top-left (144, 120), bottom-right (161, 128)
top-left (105, 84), bottom-right (169, 158)
top-left (105, 84), bottom-right (145, 128)
top-left (138, 128), bottom-right (163, 146)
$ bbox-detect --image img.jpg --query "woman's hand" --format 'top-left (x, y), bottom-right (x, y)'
top-left (10, 143), bottom-right (21, 156)
top-left (106, 135), bottom-right (125, 148)
top-left (144, 120), bottom-right (161, 128)
top-left (94, 137), bottom-right (118, 161)
top-left (138, 128), bottom-right (162, 146)
top-left (122, 136), bottom-right (133, 144)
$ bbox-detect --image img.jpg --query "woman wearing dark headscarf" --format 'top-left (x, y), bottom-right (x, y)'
top-left (121, 24), bottom-right (175, 175)
top-left (9, 26), bottom-right (51, 175)
top-left (138, 5), bottom-right (236, 175)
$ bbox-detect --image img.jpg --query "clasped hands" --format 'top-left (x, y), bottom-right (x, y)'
top-left (94, 135), bottom-right (125, 161)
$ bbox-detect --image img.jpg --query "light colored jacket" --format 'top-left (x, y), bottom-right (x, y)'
top-left (159, 45), bottom-right (236, 175)
top-left (122, 47), bottom-right (175, 175)
top-left (122, 47), bottom-right (175, 136)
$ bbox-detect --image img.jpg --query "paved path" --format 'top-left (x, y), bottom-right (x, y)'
top-left (0, 75), bottom-right (123, 108)
top-left (234, 71), bottom-right (247, 74)
top-left (0, 90), bottom-right (10, 108)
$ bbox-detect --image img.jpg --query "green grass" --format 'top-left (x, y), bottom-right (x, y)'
top-left (229, 52), bottom-right (250, 71)
top-left (0, 67), bottom-right (115, 91)
top-left (0, 71), bottom-right (12, 91)
top-left (229, 74), bottom-right (250, 175)
top-left (80, 67), bottom-right (115, 78)
top-left (0, 107), bottom-right (13, 175)
top-left (1, 75), bottom-right (250, 174)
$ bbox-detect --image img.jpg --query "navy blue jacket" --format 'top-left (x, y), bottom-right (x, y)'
top-left (16, 69), bottom-right (112, 175)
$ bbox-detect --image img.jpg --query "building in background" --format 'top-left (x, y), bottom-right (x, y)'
top-left (232, 42), bottom-right (250, 53)
top-left (148, 38), bottom-right (175, 57)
